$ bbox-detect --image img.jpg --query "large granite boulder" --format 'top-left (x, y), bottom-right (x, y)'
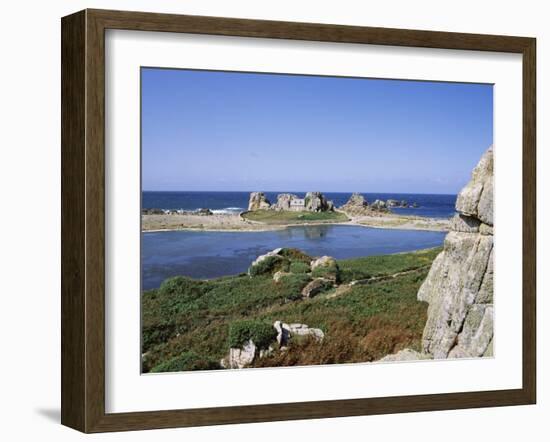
top-left (370, 199), bottom-right (388, 211)
top-left (301, 278), bottom-right (331, 298)
top-left (418, 146), bottom-right (494, 359)
top-left (386, 199), bottom-right (399, 207)
top-left (311, 256), bottom-right (340, 282)
top-left (248, 192), bottom-right (271, 211)
top-left (379, 349), bottom-right (432, 362)
top-left (248, 248), bottom-right (289, 276)
top-left (305, 192), bottom-right (330, 212)
top-left (274, 193), bottom-right (298, 211)
top-left (222, 339), bottom-right (257, 369)
top-left (274, 321), bottom-right (324, 346)
top-left (455, 146), bottom-right (493, 226)
top-left (340, 192), bottom-right (371, 216)
top-left (346, 192), bottom-right (368, 207)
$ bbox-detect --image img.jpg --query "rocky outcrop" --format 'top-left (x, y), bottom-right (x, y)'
top-left (386, 199), bottom-right (409, 208)
top-left (379, 349), bottom-right (432, 362)
top-left (142, 208), bottom-right (165, 215)
top-left (248, 191), bottom-right (334, 212)
top-left (197, 208), bottom-right (213, 216)
top-left (273, 270), bottom-right (290, 283)
top-left (223, 339), bottom-right (257, 369)
top-left (370, 199), bottom-right (388, 211)
top-left (418, 146), bottom-right (494, 359)
top-left (305, 191), bottom-right (332, 212)
top-left (223, 321), bottom-right (324, 368)
top-left (340, 193), bottom-right (371, 216)
top-left (248, 192), bottom-right (271, 211)
top-left (311, 256), bottom-right (340, 282)
top-left (456, 146), bottom-right (493, 226)
top-left (301, 278), bottom-right (331, 298)
top-left (274, 321), bottom-right (324, 346)
top-left (248, 248), bottom-right (287, 276)
top-left (274, 193), bottom-right (298, 211)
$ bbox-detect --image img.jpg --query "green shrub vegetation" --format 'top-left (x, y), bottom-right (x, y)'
top-left (279, 248), bottom-right (312, 263)
top-left (228, 320), bottom-right (278, 349)
top-left (311, 261), bottom-right (340, 282)
top-left (338, 247), bottom-right (441, 283)
top-left (150, 350), bottom-right (220, 373)
top-left (289, 260), bottom-right (311, 274)
top-left (276, 273), bottom-right (312, 300)
top-left (248, 255), bottom-right (289, 276)
top-left (141, 247), bottom-right (442, 373)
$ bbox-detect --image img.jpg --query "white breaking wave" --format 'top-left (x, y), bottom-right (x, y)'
top-left (210, 207), bottom-right (244, 215)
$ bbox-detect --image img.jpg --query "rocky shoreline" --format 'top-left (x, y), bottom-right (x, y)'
top-left (142, 210), bottom-right (450, 233)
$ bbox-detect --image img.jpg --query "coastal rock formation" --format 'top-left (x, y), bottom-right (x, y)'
top-left (417, 146), bottom-right (494, 359)
top-left (386, 199), bottom-right (409, 208)
top-left (305, 191), bottom-right (332, 212)
top-left (247, 191), bottom-right (334, 212)
top-left (142, 208), bottom-right (165, 215)
top-left (274, 193), bottom-right (298, 211)
top-left (370, 199), bottom-right (388, 211)
top-left (248, 192), bottom-right (271, 211)
top-left (456, 146), bottom-right (493, 225)
top-left (340, 193), bottom-right (371, 216)
top-left (197, 208), bottom-right (213, 216)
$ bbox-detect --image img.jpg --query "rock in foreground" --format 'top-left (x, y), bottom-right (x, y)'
top-left (379, 349), bottom-right (432, 362)
top-left (418, 146), bottom-right (494, 359)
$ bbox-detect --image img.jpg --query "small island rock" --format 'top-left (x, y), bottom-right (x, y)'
top-left (248, 192), bottom-right (271, 211)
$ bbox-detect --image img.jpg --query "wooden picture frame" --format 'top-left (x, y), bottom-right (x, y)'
top-left (61, 8), bottom-right (536, 433)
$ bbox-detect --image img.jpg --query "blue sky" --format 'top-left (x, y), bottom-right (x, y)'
top-left (141, 68), bottom-right (492, 194)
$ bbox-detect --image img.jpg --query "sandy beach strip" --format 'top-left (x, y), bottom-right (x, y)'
top-left (141, 212), bottom-right (450, 233)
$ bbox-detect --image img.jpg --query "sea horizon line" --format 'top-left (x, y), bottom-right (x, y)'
top-left (142, 189), bottom-right (458, 196)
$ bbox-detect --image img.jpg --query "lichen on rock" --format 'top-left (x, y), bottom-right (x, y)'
top-left (418, 146), bottom-right (494, 359)
top-left (248, 191), bottom-right (271, 211)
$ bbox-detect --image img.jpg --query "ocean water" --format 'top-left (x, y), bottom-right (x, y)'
top-left (142, 225), bottom-right (445, 290)
top-left (142, 191), bottom-right (456, 219)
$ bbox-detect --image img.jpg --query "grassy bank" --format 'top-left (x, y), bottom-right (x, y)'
top-left (142, 247), bottom-right (441, 373)
top-left (242, 209), bottom-right (349, 224)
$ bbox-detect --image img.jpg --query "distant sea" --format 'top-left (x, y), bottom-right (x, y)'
top-left (142, 191), bottom-right (457, 219)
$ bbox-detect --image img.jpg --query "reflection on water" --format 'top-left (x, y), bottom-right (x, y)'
top-left (141, 225), bottom-right (445, 290)
top-left (273, 225), bottom-right (329, 241)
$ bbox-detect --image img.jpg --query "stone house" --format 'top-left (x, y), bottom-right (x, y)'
top-left (289, 198), bottom-right (305, 211)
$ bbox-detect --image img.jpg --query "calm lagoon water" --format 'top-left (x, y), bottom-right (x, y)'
top-left (142, 225), bottom-right (445, 290)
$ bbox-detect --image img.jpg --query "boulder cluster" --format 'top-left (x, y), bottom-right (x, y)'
top-left (247, 247), bottom-right (341, 296)
top-left (340, 193), bottom-right (416, 216)
top-left (221, 320), bottom-right (325, 369)
top-left (247, 191), bottom-right (272, 211)
top-left (382, 146), bottom-right (494, 362)
top-left (218, 248), bottom-right (338, 369)
top-left (247, 191), bottom-right (335, 212)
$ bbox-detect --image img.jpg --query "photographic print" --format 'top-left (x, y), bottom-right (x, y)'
top-left (140, 68), bottom-right (494, 374)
